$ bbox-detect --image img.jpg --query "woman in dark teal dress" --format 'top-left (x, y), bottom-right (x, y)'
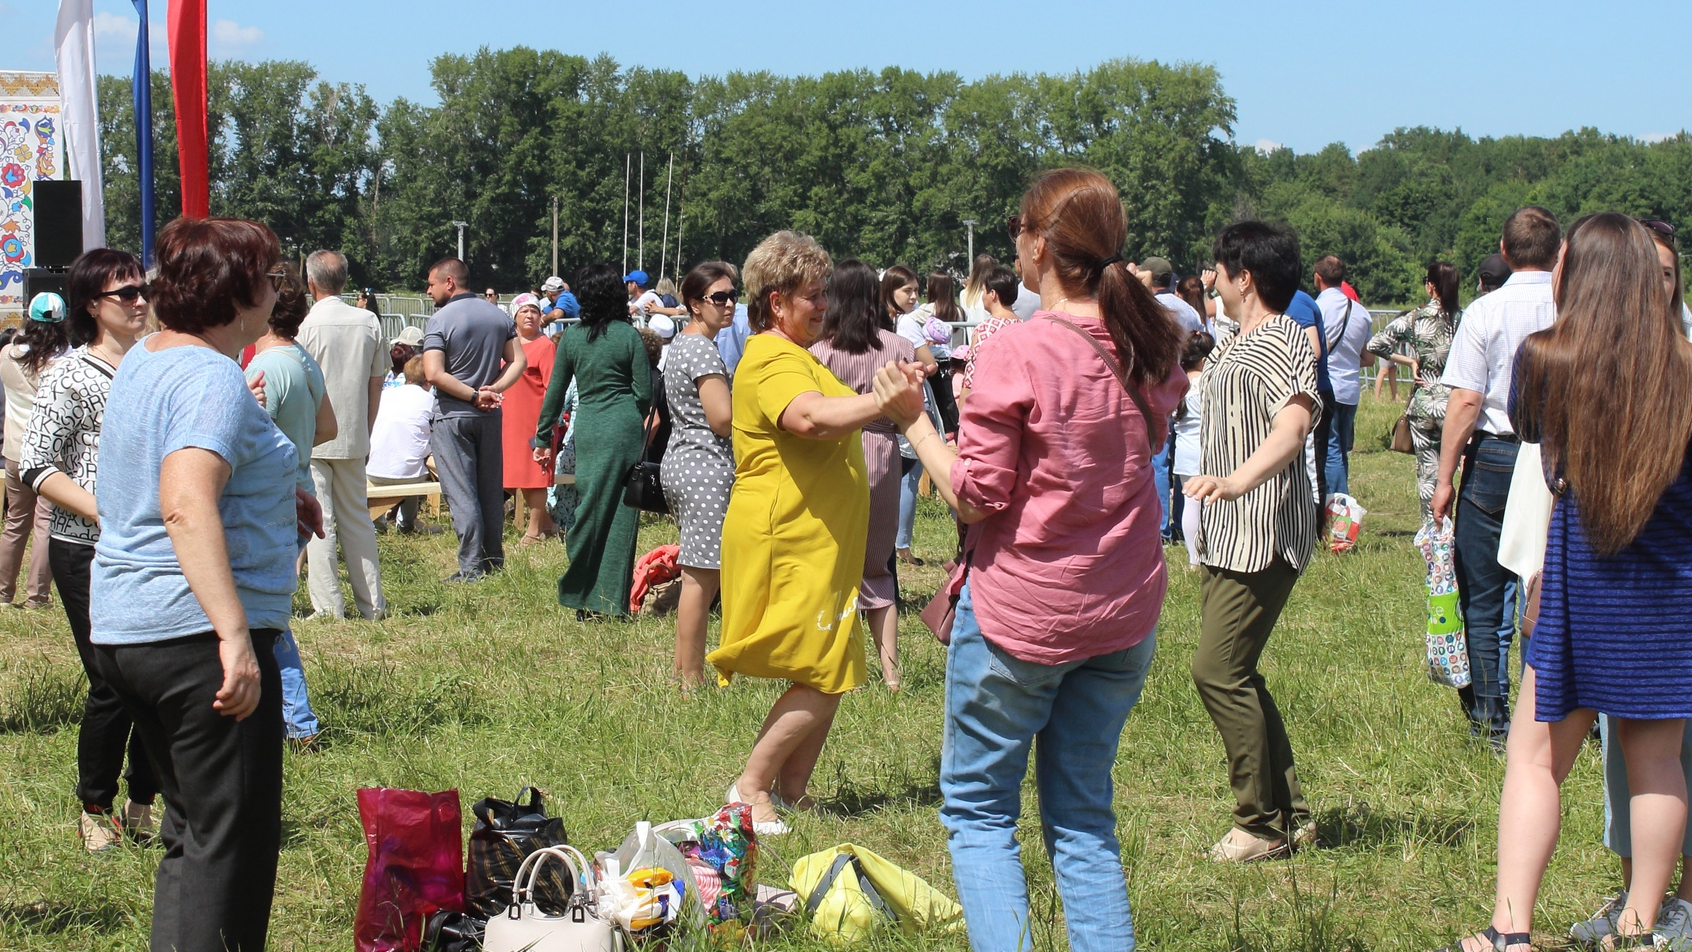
top-left (534, 264), bottom-right (652, 618)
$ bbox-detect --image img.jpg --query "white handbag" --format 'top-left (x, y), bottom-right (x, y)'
top-left (483, 845), bottom-right (621, 952)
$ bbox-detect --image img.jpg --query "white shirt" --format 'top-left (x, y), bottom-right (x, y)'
top-left (629, 290), bottom-right (661, 318)
top-left (1440, 271), bottom-right (1556, 436)
top-left (367, 384), bottom-right (437, 480)
top-left (1155, 290), bottom-right (1204, 337)
top-left (895, 311), bottom-right (928, 352)
top-left (1315, 287), bottom-right (1376, 406)
top-left (1172, 379), bottom-right (1203, 476)
top-left (1009, 283), bottom-right (1040, 321)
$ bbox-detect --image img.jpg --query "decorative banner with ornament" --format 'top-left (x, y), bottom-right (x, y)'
top-left (0, 72), bottom-right (65, 322)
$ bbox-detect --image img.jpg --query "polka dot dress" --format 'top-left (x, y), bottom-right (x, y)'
top-left (659, 335), bottom-right (735, 569)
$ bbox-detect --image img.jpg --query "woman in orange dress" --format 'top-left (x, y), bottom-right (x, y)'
top-left (502, 294), bottom-right (558, 543)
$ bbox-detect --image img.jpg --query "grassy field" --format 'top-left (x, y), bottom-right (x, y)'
top-left (0, 393), bottom-right (1621, 951)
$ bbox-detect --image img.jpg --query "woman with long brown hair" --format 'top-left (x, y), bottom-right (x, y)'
top-left (1437, 213), bottom-right (1692, 952)
top-left (873, 167), bottom-right (1185, 951)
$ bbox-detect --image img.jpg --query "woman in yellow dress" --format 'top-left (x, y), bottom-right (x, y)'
top-left (712, 230), bottom-right (895, 835)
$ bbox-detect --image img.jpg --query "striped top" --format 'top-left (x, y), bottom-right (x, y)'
top-left (1197, 313), bottom-right (1322, 573)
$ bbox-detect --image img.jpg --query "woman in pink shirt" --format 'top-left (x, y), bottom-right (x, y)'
top-left (873, 167), bottom-right (1185, 952)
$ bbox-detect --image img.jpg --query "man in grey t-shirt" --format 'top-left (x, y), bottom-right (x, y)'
top-left (421, 258), bottom-right (524, 581)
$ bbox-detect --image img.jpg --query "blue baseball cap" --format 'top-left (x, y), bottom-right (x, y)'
top-left (28, 292), bottom-right (66, 324)
top-left (623, 270), bottom-right (649, 287)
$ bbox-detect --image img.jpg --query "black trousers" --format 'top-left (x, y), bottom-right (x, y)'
top-left (50, 538), bottom-right (158, 812)
top-left (94, 629), bottom-right (284, 952)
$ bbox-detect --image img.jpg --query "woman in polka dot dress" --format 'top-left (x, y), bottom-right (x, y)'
top-left (661, 261), bottom-right (740, 689)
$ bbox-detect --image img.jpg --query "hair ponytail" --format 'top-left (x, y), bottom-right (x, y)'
top-left (1021, 167), bottom-right (1180, 389)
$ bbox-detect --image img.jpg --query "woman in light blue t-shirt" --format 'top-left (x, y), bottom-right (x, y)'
top-left (88, 217), bottom-right (321, 952)
top-left (243, 265), bottom-right (336, 748)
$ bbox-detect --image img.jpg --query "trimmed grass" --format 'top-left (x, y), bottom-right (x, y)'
top-left (0, 393), bottom-right (1617, 950)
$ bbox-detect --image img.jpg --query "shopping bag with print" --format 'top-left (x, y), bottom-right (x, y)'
top-left (1414, 517), bottom-right (1470, 688)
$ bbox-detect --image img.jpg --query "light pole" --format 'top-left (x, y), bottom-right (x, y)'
top-left (963, 219), bottom-right (977, 262)
top-left (451, 220), bottom-right (468, 261)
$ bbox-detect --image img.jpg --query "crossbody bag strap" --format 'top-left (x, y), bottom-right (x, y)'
top-left (1042, 315), bottom-right (1156, 454)
top-left (1326, 299), bottom-right (1352, 349)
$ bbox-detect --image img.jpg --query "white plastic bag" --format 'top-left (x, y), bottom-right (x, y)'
top-left (593, 821), bottom-right (705, 936)
top-left (1324, 493), bottom-right (1366, 553)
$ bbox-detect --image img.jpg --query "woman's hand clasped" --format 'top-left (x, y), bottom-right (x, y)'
top-left (872, 361), bottom-right (927, 427)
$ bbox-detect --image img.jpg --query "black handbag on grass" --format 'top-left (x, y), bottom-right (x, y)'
top-left (465, 787), bottom-right (571, 919)
top-left (622, 414), bottom-right (669, 514)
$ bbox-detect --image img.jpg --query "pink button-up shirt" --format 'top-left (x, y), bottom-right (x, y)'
top-left (951, 311), bottom-right (1188, 664)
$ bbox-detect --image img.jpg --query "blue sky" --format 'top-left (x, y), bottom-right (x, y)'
top-left (13, 0), bottom-right (1690, 154)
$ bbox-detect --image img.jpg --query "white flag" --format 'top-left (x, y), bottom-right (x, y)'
top-left (53, 0), bottom-right (106, 250)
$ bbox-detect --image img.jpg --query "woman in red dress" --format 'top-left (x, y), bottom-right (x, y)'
top-left (502, 294), bottom-right (558, 543)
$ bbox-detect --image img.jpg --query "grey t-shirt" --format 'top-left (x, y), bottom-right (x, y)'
top-left (422, 294), bottom-right (517, 418)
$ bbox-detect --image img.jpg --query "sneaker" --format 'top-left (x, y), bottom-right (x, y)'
top-left (1571, 889), bottom-right (1627, 947)
top-left (78, 811), bottom-right (122, 853)
top-left (1657, 897), bottom-right (1692, 950)
top-left (1206, 827), bottom-right (1289, 863)
top-left (122, 801), bottom-right (156, 844)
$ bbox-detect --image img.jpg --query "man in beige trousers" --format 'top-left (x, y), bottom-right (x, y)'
top-left (299, 250), bottom-right (386, 619)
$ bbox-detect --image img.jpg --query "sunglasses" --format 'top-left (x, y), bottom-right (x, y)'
top-left (1006, 215), bottom-right (1024, 241)
top-left (96, 284), bottom-right (150, 303)
top-left (1638, 218), bottom-right (1678, 239)
top-left (702, 289), bottom-right (741, 306)
top-left (264, 269), bottom-right (288, 292)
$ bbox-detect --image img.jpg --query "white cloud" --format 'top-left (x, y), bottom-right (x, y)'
top-left (92, 11), bottom-right (135, 40)
top-left (1254, 138), bottom-right (1284, 154)
top-left (211, 19), bottom-right (264, 51)
top-left (1642, 132), bottom-right (1672, 144)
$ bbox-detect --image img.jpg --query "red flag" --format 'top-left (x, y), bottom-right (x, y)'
top-left (167, 0), bottom-right (207, 218)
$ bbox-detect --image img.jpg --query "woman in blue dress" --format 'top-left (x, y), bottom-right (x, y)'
top-left (1438, 212), bottom-right (1692, 951)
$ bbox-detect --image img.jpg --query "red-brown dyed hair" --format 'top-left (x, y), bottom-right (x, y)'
top-left (1020, 167), bottom-right (1180, 389)
top-left (151, 217), bottom-right (281, 334)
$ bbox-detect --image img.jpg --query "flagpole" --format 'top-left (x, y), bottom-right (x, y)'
top-left (133, 0), bottom-right (156, 264)
top-left (622, 153), bottom-right (629, 275)
top-left (660, 154), bottom-right (673, 281)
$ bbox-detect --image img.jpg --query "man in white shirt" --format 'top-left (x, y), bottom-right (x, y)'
top-left (1141, 256), bottom-right (1205, 335)
top-left (1432, 206), bottom-right (1561, 746)
top-left (298, 250), bottom-right (388, 620)
top-left (624, 270), bottom-right (658, 327)
top-left (1313, 255), bottom-right (1375, 496)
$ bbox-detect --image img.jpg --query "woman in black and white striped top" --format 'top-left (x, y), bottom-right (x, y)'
top-left (17, 248), bottom-right (156, 852)
top-left (1183, 220), bottom-right (1322, 863)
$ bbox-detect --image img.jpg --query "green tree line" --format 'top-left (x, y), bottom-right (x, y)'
top-left (95, 49), bottom-right (1691, 305)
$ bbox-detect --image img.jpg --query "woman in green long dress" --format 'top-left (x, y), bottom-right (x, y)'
top-left (534, 264), bottom-right (652, 618)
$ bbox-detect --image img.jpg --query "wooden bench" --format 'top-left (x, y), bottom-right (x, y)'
top-left (367, 481), bottom-right (442, 522)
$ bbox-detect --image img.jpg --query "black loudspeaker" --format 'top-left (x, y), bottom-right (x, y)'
top-left (23, 268), bottom-right (69, 304)
top-left (32, 180), bottom-right (83, 269)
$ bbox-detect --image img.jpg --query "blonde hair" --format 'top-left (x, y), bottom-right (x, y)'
top-left (654, 276), bottom-right (678, 298)
top-left (403, 355), bottom-right (427, 387)
top-left (743, 230), bottom-right (832, 332)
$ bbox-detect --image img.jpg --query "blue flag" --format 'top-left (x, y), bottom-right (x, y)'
top-left (132, 0), bottom-right (155, 266)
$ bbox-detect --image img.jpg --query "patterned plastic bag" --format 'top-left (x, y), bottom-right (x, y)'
top-left (655, 803), bottom-right (757, 930)
top-left (1414, 517), bottom-right (1471, 688)
top-left (1325, 493), bottom-right (1366, 553)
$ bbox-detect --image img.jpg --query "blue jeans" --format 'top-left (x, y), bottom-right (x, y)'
top-left (940, 581), bottom-right (1157, 952)
top-left (273, 627), bottom-right (319, 739)
top-left (1323, 402), bottom-right (1357, 497)
top-left (897, 458), bottom-right (922, 551)
top-left (1454, 436), bottom-right (1519, 737)
top-left (1152, 429), bottom-right (1172, 537)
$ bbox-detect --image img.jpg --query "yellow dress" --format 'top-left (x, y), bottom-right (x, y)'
top-left (711, 334), bottom-right (869, 694)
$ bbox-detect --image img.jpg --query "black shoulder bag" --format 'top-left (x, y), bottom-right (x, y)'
top-left (621, 413), bottom-right (669, 513)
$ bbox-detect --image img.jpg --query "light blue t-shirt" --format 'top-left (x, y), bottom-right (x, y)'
top-left (91, 341), bottom-right (299, 645)
top-left (245, 342), bottom-right (325, 494)
top-left (715, 304), bottom-right (752, 376)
